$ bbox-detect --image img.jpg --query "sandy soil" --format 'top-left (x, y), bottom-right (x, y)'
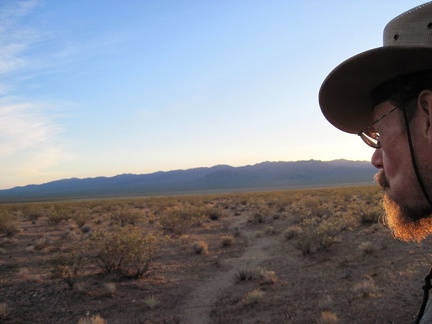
top-left (1, 188), bottom-right (432, 323)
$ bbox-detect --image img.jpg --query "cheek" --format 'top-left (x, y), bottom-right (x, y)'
top-left (381, 147), bottom-right (412, 199)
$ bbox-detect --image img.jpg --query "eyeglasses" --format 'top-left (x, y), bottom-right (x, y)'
top-left (357, 106), bottom-right (399, 148)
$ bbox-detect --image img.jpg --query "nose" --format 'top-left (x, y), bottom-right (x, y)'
top-left (371, 148), bottom-right (383, 169)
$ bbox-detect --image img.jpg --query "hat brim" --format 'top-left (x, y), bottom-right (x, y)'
top-left (319, 46), bottom-right (432, 134)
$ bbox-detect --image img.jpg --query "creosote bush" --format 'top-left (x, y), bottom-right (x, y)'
top-left (358, 205), bottom-right (382, 224)
top-left (110, 208), bottom-right (143, 226)
top-left (48, 250), bottom-right (84, 288)
top-left (0, 210), bottom-right (20, 236)
top-left (158, 206), bottom-right (205, 235)
top-left (88, 225), bottom-right (165, 279)
top-left (283, 226), bottom-right (301, 240)
top-left (204, 207), bottom-right (223, 221)
top-left (295, 218), bottom-right (337, 255)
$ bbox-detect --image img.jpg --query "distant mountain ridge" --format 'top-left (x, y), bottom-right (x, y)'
top-left (0, 160), bottom-right (377, 202)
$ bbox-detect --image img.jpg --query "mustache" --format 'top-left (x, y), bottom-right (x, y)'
top-left (374, 170), bottom-right (389, 189)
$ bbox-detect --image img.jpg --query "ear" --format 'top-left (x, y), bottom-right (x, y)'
top-left (417, 90), bottom-right (432, 140)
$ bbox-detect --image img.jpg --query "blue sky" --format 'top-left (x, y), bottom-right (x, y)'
top-left (0, 0), bottom-right (424, 189)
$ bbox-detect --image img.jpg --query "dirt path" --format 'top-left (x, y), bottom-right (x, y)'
top-left (179, 215), bottom-right (277, 324)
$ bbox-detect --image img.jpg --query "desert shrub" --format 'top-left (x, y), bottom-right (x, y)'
top-left (267, 197), bottom-right (289, 212)
top-left (283, 226), bottom-right (302, 240)
top-left (192, 240), bottom-right (209, 255)
top-left (295, 218), bottom-right (336, 255)
top-left (353, 276), bottom-right (380, 298)
top-left (158, 206), bottom-right (204, 235)
top-left (236, 267), bottom-right (259, 281)
top-left (295, 226), bottom-right (316, 255)
top-left (248, 210), bottom-right (266, 224)
top-left (0, 210), bottom-right (20, 236)
top-left (315, 221), bottom-right (336, 250)
top-left (21, 204), bottom-right (46, 221)
top-left (47, 208), bottom-right (70, 225)
top-left (88, 225), bottom-right (165, 279)
top-left (72, 209), bottom-right (91, 228)
top-left (81, 225), bottom-right (92, 233)
top-left (0, 303), bottom-right (8, 320)
top-left (258, 268), bottom-right (278, 284)
top-left (78, 314), bottom-right (107, 324)
top-left (110, 208), bottom-right (143, 226)
top-left (318, 310), bottom-right (338, 324)
top-left (358, 206), bottom-right (382, 224)
top-left (203, 207), bottom-right (223, 221)
top-left (220, 235), bottom-right (235, 247)
top-left (48, 250), bottom-right (84, 288)
top-left (242, 289), bottom-right (264, 306)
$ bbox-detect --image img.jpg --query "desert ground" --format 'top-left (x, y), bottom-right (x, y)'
top-left (1, 186), bottom-right (432, 323)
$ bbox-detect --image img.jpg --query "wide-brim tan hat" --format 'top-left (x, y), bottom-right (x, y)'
top-left (319, 2), bottom-right (432, 134)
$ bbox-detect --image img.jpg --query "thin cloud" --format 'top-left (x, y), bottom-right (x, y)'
top-left (0, 102), bottom-right (63, 157)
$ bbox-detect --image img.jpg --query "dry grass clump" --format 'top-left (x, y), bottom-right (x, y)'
top-left (353, 275), bottom-right (380, 298)
top-left (236, 267), bottom-right (259, 281)
top-left (192, 240), bottom-right (209, 255)
top-left (143, 295), bottom-right (159, 309)
top-left (265, 226), bottom-right (275, 235)
top-left (0, 303), bottom-right (8, 320)
top-left (78, 313), bottom-right (107, 324)
top-left (318, 295), bottom-right (334, 312)
top-left (258, 268), bottom-right (278, 284)
top-left (318, 310), bottom-right (338, 324)
top-left (103, 282), bottom-right (116, 297)
top-left (359, 241), bottom-right (375, 255)
top-left (242, 289), bottom-right (264, 306)
top-left (220, 235), bottom-right (235, 247)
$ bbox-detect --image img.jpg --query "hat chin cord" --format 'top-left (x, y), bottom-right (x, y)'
top-left (401, 105), bottom-right (432, 209)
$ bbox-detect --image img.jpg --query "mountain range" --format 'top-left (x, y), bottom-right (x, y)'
top-left (0, 160), bottom-right (378, 203)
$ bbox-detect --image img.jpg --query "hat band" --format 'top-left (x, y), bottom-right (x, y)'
top-left (372, 70), bottom-right (432, 105)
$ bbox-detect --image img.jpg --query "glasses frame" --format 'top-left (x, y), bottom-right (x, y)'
top-left (357, 106), bottom-right (399, 148)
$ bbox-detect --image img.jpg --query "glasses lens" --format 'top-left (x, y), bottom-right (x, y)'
top-left (359, 128), bottom-right (380, 148)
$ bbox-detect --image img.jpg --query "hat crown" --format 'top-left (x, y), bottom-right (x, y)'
top-left (384, 2), bottom-right (432, 46)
